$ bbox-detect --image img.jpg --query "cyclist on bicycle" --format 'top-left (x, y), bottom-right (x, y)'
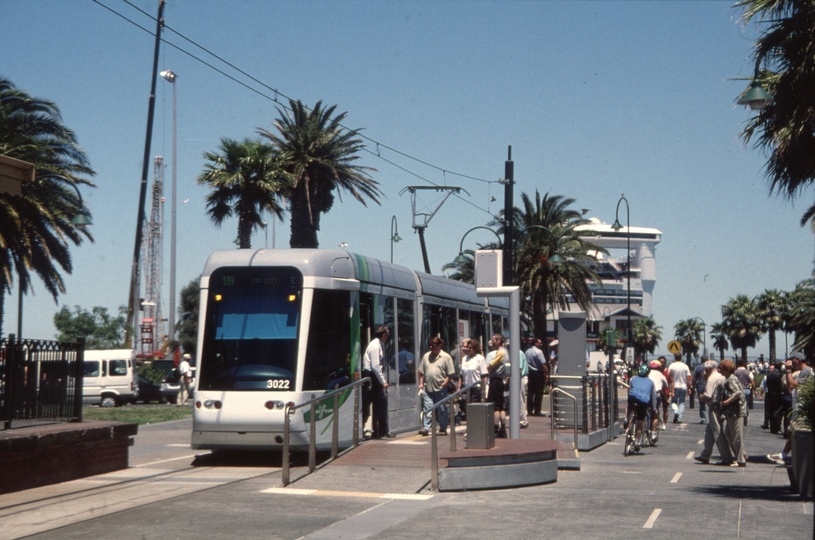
top-left (628, 364), bottom-right (657, 450)
top-left (648, 360), bottom-right (669, 443)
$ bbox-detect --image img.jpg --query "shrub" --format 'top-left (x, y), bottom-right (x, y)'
top-left (796, 377), bottom-right (815, 432)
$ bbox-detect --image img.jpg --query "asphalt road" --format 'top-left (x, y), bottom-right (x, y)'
top-left (1, 402), bottom-right (812, 539)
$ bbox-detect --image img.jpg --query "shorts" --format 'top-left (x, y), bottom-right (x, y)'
top-left (628, 396), bottom-right (649, 421)
top-left (488, 378), bottom-right (506, 411)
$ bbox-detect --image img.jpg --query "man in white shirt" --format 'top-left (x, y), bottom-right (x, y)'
top-left (668, 354), bottom-right (691, 423)
top-left (178, 354), bottom-right (193, 405)
top-left (362, 326), bottom-right (393, 439)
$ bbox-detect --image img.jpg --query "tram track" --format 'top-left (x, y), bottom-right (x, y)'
top-left (0, 460), bottom-right (285, 540)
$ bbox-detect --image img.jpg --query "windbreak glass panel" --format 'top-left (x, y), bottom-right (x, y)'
top-left (200, 266), bottom-right (302, 392)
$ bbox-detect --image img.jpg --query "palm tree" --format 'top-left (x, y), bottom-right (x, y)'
top-left (501, 191), bottom-right (605, 344)
top-left (787, 277), bottom-right (815, 358)
top-left (755, 289), bottom-right (788, 361)
top-left (674, 318), bottom-right (703, 364)
top-left (736, 0), bottom-right (815, 207)
top-left (632, 317), bottom-right (662, 363)
top-left (198, 138), bottom-right (290, 249)
top-left (259, 99), bottom-right (380, 249)
top-left (721, 294), bottom-right (763, 364)
top-left (0, 78), bottom-right (95, 336)
top-left (710, 322), bottom-right (730, 361)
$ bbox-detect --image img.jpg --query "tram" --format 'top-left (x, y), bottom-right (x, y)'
top-left (191, 249), bottom-right (509, 452)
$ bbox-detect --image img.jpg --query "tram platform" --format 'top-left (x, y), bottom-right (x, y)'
top-left (290, 411), bottom-right (579, 492)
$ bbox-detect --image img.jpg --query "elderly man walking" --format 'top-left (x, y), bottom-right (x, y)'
top-left (694, 360), bottom-right (734, 465)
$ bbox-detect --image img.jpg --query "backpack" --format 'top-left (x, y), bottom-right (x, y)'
top-left (766, 369), bottom-right (783, 394)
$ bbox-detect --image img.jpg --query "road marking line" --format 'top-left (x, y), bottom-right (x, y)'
top-left (670, 472), bottom-right (682, 483)
top-left (697, 439), bottom-right (704, 444)
top-left (136, 454), bottom-right (198, 467)
top-left (261, 487), bottom-right (433, 500)
top-left (387, 440), bottom-right (427, 445)
top-left (167, 443), bottom-right (189, 447)
top-left (643, 508), bottom-right (662, 528)
top-left (686, 451), bottom-right (695, 459)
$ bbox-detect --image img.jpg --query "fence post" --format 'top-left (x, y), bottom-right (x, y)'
top-left (449, 397), bottom-right (456, 453)
top-left (430, 411), bottom-right (439, 491)
top-left (73, 337), bottom-right (85, 422)
top-left (282, 405), bottom-right (291, 485)
top-left (331, 386), bottom-right (339, 460)
top-left (309, 395), bottom-right (316, 472)
top-left (581, 376), bottom-right (589, 434)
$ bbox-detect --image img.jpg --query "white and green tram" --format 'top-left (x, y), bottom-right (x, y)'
top-left (191, 249), bottom-right (509, 452)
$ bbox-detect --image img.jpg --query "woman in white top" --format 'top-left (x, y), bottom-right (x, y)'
top-left (459, 339), bottom-right (488, 407)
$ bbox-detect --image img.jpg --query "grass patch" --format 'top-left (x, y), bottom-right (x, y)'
top-left (83, 405), bottom-right (192, 425)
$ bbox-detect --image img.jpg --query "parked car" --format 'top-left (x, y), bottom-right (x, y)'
top-left (83, 349), bottom-right (139, 407)
top-left (136, 375), bottom-right (181, 404)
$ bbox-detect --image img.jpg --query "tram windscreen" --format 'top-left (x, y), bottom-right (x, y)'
top-left (199, 267), bottom-right (302, 391)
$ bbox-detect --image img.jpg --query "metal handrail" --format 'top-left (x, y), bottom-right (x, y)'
top-left (424, 380), bottom-right (482, 491)
top-left (281, 377), bottom-right (370, 486)
top-left (550, 387), bottom-right (578, 448)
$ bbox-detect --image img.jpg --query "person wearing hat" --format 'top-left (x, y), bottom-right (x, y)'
top-left (178, 353), bottom-right (193, 405)
top-left (695, 360), bottom-right (734, 465)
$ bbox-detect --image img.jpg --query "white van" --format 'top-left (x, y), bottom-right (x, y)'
top-left (82, 349), bottom-right (138, 407)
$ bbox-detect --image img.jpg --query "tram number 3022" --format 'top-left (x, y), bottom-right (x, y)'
top-left (267, 379), bottom-right (291, 390)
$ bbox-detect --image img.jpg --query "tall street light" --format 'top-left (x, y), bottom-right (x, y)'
top-left (611, 196), bottom-right (632, 347)
top-left (737, 60), bottom-right (772, 111)
top-left (390, 216), bottom-right (402, 263)
top-left (160, 69), bottom-right (178, 346)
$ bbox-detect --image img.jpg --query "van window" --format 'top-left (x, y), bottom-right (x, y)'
top-left (109, 360), bottom-right (128, 376)
top-left (84, 361), bottom-right (100, 377)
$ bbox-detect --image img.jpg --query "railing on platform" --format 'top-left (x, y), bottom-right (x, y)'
top-left (549, 387), bottom-right (578, 448)
top-left (1, 335), bottom-right (85, 430)
top-left (550, 372), bottom-right (620, 440)
top-left (423, 380), bottom-right (481, 491)
top-left (281, 377), bottom-right (370, 486)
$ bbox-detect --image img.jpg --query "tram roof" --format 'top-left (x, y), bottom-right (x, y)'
top-left (201, 249), bottom-right (508, 310)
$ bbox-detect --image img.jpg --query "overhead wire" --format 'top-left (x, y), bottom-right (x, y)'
top-left (109, 0), bottom-right (495, 192)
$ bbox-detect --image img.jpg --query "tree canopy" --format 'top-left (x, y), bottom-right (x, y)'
top-left (53, 305), bottom-right (127, 349)
top-left (0, 78), bottom-right (94, 336)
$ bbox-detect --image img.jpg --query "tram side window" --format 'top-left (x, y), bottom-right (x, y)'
top-left (303, 290), bottom-right (351, 391)
top-left (396, 298), bottom-right (415, 384)
top-left (492, 314), bottom-right (503, 337)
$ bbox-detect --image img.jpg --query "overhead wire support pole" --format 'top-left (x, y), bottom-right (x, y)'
top-left (503, 146), bottom-right (514, 286)
top-left (126, 0), bottom-right (165, 347)
top-left (399, 185), bottom-right (468, 274)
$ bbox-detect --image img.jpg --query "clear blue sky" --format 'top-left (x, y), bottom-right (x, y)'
top-left (3, 0), bottom-right (813, 358)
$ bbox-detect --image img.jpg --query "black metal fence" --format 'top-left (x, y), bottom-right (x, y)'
top-left (1, 335), bottom-right (85, 430)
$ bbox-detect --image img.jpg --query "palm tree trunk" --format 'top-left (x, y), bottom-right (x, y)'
top-left (769, 329), bottom-right (776, 362)
top-left (289, 184), bottom-right (320, 249)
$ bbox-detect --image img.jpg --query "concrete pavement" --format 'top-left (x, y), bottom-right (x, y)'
top-left (0, 402), bottom-right (812, 539)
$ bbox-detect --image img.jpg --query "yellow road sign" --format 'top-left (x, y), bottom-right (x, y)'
top-left (667, 340), bottom-right (682, 355)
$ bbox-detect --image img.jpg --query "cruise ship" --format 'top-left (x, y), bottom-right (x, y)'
top-left (557, 217), bottom-right (662, 346)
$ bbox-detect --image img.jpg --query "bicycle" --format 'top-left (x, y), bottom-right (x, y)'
top-left (623, 406), bottom-right (657, 455)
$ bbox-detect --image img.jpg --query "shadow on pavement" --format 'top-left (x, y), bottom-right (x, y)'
top-left (688, 484), bottom-right (801, 502)
top-left (191, 450), bottom-right (333, 469)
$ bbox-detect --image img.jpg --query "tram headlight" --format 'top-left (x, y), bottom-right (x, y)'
top-left (201, 400), bottom-right (223, 410)
top-left (265, 400), bottom-right (285, 410)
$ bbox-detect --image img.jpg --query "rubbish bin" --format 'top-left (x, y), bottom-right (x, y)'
top-left (466, 402), bottom-right (495, 449)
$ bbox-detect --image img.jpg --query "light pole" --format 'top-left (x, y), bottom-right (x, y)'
top-left (454, 226), bottom-right (504, 266)
top-left (737, 60), bottom-right (772, 111)
top-left (611, 196), bottom-right (632, 347)
top-left (390, 216), bottom-right (402, 263)
top-left (160, 69), bottom-right (178, 345)
top-left (262, 221), bottom-right (268, 248)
